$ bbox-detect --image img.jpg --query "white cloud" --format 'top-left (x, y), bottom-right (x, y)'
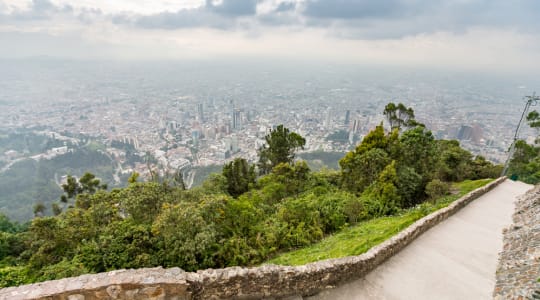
top-left (0, 0), bottom-right (30, 13)
top-left (54, 0), bottom-right (204, 15)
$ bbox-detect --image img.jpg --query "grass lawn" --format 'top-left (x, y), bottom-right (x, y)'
top-left (267, 178), bottom-right (494, 266)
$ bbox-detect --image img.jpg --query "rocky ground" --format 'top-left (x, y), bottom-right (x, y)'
top-left (494, 183), bottom-right (540, 299)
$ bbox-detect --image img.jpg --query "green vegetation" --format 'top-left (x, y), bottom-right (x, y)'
top-left (298, 151), bottom-right (345, 171)
top-left (0, 147), bottom-right (114, 221)
top-left (268, 179), bottom-right (492, 265)
top-left (223, 158), bottom-right (256, 197)
top-left (507, 140), bottom-right (540, 183)
top-left (326, 130), bottom-right (351, 144)
top-left (0, 130), bottom-right (67, 156)
top-left (191, 165), bottom-right (224, 187)
top-left (258, 124), bottom-right (306, 175)
top-left (193, 151), bottom-right (345, 186)
top-left (383, 102), bottom-right (418, 130)
top-left (0, 103), bottom-right (502, 288)
top-left (506, 109), bottom-right (540, 183)
top-left (84, 141), bottom-right (106, 152)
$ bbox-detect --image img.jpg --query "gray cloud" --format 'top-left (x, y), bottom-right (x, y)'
top-left (32, 0), bottom-right (58, 12)
top-left (2, 0), bottom-right (540, 40)
top-left (275, 2), bottom-right (296, 13)
top-left (126, 0), bottom-right (540, 38)
top-left (205, 0), bottom-right (260, 16)
top-left (134, 9), bottom-right (234, 29)
top-left (0, 0), bottom-right (74, 22)
top-left (257, 1), bottom-right (299, 27)
top-left (303, 0), bottom-right (404, 19)
top-left (124, 0), bottom-right (262, 30)
top-left (300, 0), bottom-right (540, 38)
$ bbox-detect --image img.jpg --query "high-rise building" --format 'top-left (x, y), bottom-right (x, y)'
top-left (344, 110), bottom-right (350, 126)
top-left (158, 118), bottom-right (166, 129)
top-left (231, 135), bottom-right (239, 153)
top-left (348, 131), bottom-right (354, 144)
top-left (192, 130), bottom-right (200, 147)
top-left (230, 100), bottom-right (236, 129)
top-left (197, 103), bottom-right (204, 123)
top-left (457, 125), bottom-right (473, 140)
top-left (233, 109), bottom-right (242, 130)
top-left (324, 109), bottom-right (332, 129)
top-left (352, 119), bottom-right (360, 133)
top-left (471, 124), bottom-right (484, 144)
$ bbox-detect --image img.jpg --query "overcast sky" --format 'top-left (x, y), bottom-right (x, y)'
top-left (1, 0), bottom-right (540, 72)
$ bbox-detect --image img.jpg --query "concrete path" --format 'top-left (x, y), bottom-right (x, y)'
top-left (308, 180), bottom-right (532, 300)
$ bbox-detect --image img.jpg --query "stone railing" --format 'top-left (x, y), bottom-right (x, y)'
top-left (0, 177), bottom-right (506, 300)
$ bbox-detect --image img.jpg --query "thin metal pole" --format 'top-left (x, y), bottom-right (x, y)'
top-left (501, 93), bottom-right (539, 177)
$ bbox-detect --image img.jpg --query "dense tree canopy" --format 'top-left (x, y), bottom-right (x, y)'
top-left (340, 105), bottom-right (499, 212)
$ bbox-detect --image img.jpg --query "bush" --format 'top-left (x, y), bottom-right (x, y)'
top-left (425, 179), bottom-right (450, 200)
top-left (0, 266), bottom-right (31, 287)
top-left (343, 197), bottom-right (367, 224)
top-left (314, 192), bottom-right (348, 232)
top-left (37, 258), bottom-right (90, 282)
top-left (277, 197), bottom-right (324, 248)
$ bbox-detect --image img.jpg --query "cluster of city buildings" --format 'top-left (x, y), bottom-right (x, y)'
top-left (0, 63), bottom-right (531, 181)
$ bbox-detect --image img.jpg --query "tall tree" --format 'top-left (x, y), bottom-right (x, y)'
top-left (340, 124), bottom-right (392, 193)
top-left (399, 126), bottom-right (436, 179)
top-left (258, 125), bottom-right (306, 175)
top-left (78, 172), bottom-right (107, 194)
top-left (58, 172), bottom-right (107, 212)
top-left (223, 158), bottom-right (256, 198)
top-left (61, 173), bottom-right (106, 200)
top-left (383, 102), bottom-right (417, 131)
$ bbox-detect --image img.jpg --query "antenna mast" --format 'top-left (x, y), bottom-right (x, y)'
top-left (501, 93), bottom-right (540, 177)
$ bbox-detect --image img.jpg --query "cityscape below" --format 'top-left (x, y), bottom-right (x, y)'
top-left (0, 59), bottom-right (537, 218)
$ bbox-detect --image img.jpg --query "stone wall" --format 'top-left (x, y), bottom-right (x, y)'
top-left (0, 268), bottom-right (191, 300)
top-left (0, 177), bottom-right (506, 300)
top-left (493, 183), bottom-right (540, 299)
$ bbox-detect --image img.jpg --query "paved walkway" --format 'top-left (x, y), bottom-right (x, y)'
top-left (308, 180), bottom-right (532, 300)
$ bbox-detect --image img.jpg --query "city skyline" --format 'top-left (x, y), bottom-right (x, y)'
top-left (0, 60), bottom-right (534, 169)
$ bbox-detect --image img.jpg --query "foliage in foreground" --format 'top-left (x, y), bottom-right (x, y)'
top-left (267, 179), bottom-right (492, 265)
top-left (0, 103), bottom-right (502, 287)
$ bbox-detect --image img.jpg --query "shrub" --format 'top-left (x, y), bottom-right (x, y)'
top-left (425, 179), bottom-right (450, 201)
top-left (343, 197), bottom-right (367, 224)
top-left (0, 266), bottom-right (31, 288)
